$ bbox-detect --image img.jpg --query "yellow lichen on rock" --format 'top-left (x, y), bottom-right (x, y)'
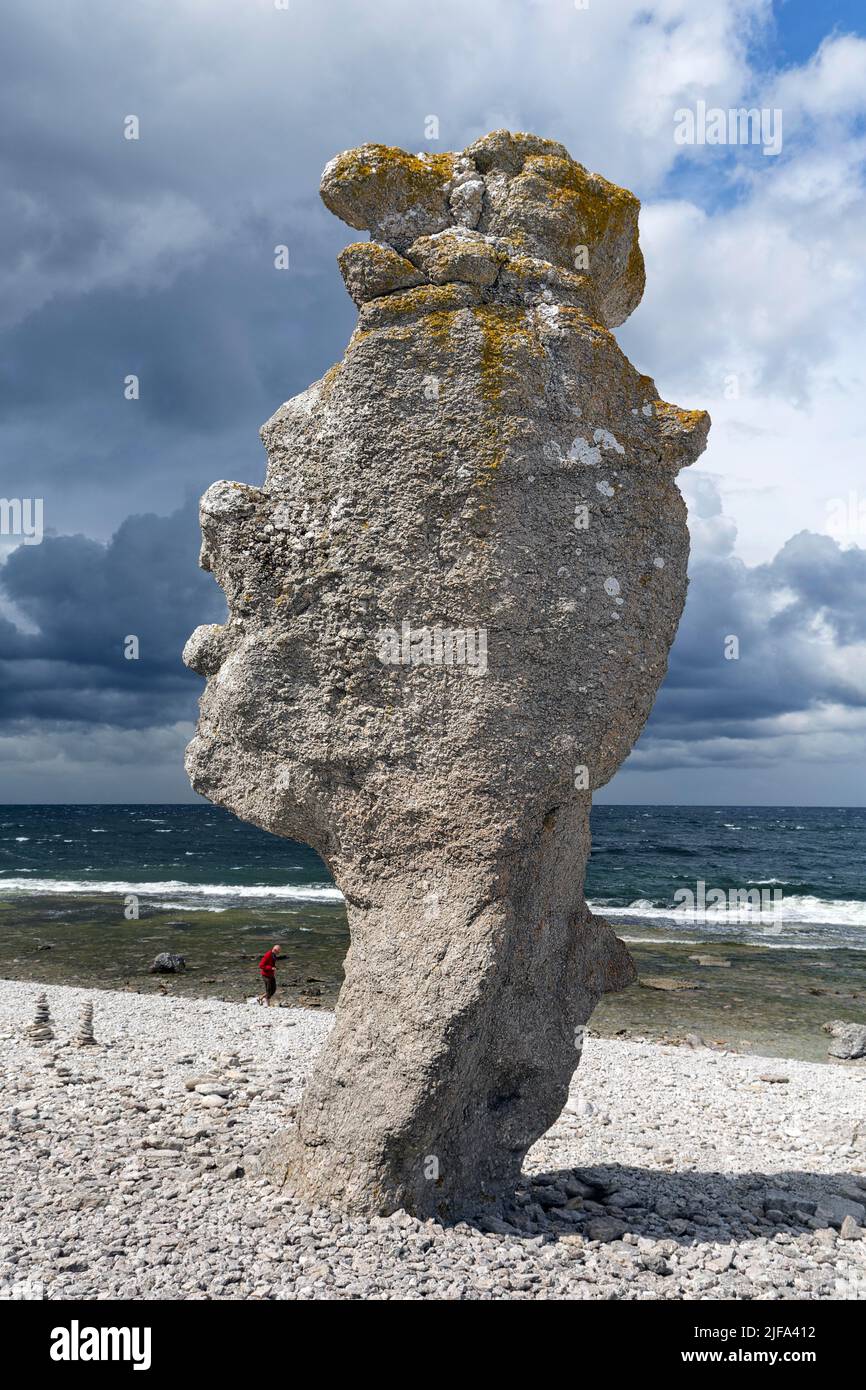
top-left (654, 400), bottom-right (712, 467)
top-left (472, 305), bottom-right (540, 405)
top-left (321, 144), bottom-right (454, 246)
top-left (319, 362), bottom-right (343, 403)
top-left (338, 241), bottom-right (424, 305)
top-left (358, 282), bottom-right (483, 335)
top-left (321, 131), bottom-right (647, 327)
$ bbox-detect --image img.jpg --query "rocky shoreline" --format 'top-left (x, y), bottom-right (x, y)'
top-left (5, 917), bottom-right (863, 1065)
top-left (1, 979), bottom-right (865, 1300)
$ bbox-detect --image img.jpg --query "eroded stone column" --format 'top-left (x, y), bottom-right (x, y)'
top-left (184, 129), bottom-right (709, 1217)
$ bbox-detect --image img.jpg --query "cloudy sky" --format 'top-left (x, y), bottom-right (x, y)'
top-left (1, 0), bottom-right (865, 804)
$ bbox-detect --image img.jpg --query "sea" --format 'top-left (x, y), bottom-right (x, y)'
top-left (2, 804), bottom-right (864, 1059)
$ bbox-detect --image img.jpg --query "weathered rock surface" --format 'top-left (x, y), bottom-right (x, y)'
top-left (184, 129), bottom-right (709, 1217)
top-left (824, 1020), bottom-right (866, 1060)
top-left (149, 953), bottom-right (186, 976)
top-left (336, 242), bottom-right (423, 307)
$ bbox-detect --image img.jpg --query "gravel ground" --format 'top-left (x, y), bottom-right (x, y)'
top-left (1, 980), bottom-right (865, 1301)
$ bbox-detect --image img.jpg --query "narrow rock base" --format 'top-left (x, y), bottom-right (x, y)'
top-left (268, 836), bottom-right (634, 1217)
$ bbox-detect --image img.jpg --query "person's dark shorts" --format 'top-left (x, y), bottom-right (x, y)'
top-left (261, 974), bottom-right (276, 999)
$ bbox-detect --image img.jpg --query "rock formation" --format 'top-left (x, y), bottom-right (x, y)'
top-left (149, 952), bottom-right (186, 975)
top-left (184, 130), bottom-right (709, 1217)
top-left (74, 1002), bottom-right (97, 1047)
top-left (823, 1020), bottom-right (866, 1060)
top-left (26, 991), bottom-right (54, 1044)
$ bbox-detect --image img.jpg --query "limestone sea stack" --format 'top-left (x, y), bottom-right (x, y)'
top-left (184, 130), bottom-right (709, 1217)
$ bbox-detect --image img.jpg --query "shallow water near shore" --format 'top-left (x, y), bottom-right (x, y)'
top-left (595, 934), bottom-right (866, 1063)
top-left (1, 803), bottom-right (864, 1064)
top-left (2, 899), bottom-right (864, 1063)
top-left (0, 894), bottom-right (348, 1009)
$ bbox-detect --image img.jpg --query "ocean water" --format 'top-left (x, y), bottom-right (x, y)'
top-left (1, 803), bottom-right (864, 950)
top-left (0, 804), bottom-right (336, 904)
top-left (2, 805), bottom-right (864, 1059)
top-left (587, 804), bottom-right (866, 950)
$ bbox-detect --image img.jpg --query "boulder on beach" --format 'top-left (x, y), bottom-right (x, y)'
top-left (823, 1019), bottom-right (866, 1060)
top-left (149, 952), bottom-right (186, 975)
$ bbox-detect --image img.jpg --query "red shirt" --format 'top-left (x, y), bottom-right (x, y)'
top-left (259, 950), bottom-right (277, 978)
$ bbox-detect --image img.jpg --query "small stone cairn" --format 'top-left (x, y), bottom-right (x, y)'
top-left (25, 991), bottom-right (54, 1044)
top-left (74, 1001), bottom-right (97, 1047)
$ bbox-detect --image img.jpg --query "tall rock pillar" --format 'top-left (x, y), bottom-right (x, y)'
top-left (184, 130), bottom-right (709, 1216)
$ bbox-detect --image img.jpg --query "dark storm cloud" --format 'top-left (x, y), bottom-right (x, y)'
top-left (762, 531), bottom-right (866, 646)
top-left (632, 528), bottom-right (866, 763)
top-left (2, 0), bottom-right (865, 799)
top-left (4, 491), bottom-right (864, 751)
top-left (0, 3), bottom-right (362, 538)
top-left (0, 213), bottom-right (355, 536)
top-left (0, 499), bottom-right (222, 727)
top-left (0, 0), bottom-right (760, 538)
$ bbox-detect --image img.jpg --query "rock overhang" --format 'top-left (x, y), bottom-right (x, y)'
top-left (320, 129), bottom-right (646, 328)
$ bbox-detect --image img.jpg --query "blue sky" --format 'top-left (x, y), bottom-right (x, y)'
top-left (1, 0), bottom-right (866, 804)
top-left (763, 0), bottom-right (864, 65)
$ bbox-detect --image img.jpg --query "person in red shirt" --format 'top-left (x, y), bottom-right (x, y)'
top-left (257, 944), bottom-right (282, 1006)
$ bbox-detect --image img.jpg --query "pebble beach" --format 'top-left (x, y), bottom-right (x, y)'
top-left (1, 979), bottom-right (865, 1301)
